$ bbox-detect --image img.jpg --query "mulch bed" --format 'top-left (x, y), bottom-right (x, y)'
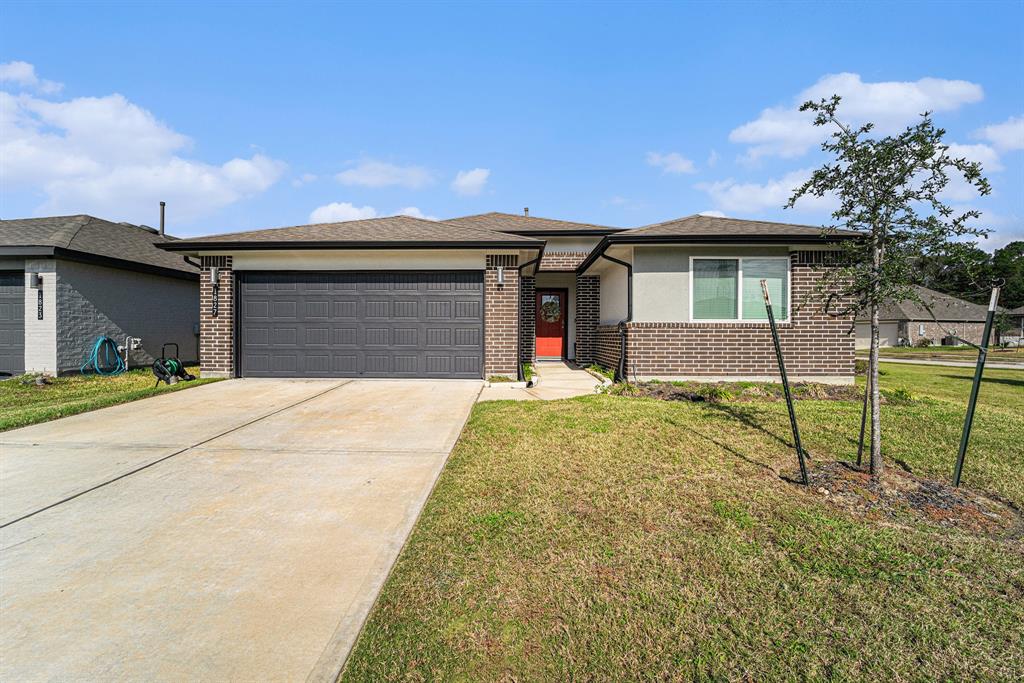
top-left (805, 461), bottom-right (1023, 539)
top-left (622, 381), bottom-right (865, 403)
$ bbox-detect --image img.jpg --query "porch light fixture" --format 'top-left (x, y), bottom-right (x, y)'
top-left (496, 266), bottom-right (505, 286)
top-left (29, 272), bottom-right (43, 288)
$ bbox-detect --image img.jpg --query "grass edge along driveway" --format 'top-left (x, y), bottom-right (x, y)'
top-left (342, 362), bottom-right (1024, 681)
top-left (0, 368), bottom-right (221, 432)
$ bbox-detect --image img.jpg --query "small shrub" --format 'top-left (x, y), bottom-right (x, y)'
top-left (882, 386), bottom-right (916, 404)
top-left (696, 384), bottom-right (734, 403)
top-left (914, 337), bottom-right (933, 348)
top-left (521, 363), bottom-right (534, 382)
top-left (587, 364), bottom-right (616, 382)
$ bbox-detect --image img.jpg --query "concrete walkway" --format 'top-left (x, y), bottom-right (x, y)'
top-left (478, 361), bottom-right (603, 401)
top-left (1, 378), bottom-right (482, 682)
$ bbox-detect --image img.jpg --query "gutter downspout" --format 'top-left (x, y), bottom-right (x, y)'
top-left (515, 245), bottom-right (546, 381)
top-left (183, 255), bottom-right (201, 269)
top-left (598, 253), bottom-right (632, 382)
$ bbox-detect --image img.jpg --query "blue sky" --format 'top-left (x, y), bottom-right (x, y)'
top-left (2, 1), bottom-right (1022, 248)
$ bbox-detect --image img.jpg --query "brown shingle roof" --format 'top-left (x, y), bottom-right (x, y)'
top-left (858, 286), bottom-right (990, 322)
top-left (161, 215), bottom-right (542, 251)
top-left (630, 214), bottom-right (854, 238)
top-left (0, 215), bottom-right (197, 276)
top-left (445, 212), bottom-right (623, 234)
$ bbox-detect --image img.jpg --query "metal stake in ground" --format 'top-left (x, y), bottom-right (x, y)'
top-left (953, 286), bottom-right (1000, 488)
top-left (761, 279), bottom-right (809, 486)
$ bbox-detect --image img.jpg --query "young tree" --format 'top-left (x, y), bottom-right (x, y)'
top-left (787, 96), bottom-right (991, 477)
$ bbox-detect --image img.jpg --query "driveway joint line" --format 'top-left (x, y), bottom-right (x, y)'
top-left (0, 380), bottom-right (352, 530)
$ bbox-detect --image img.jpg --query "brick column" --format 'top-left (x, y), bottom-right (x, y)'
top-left (199, 256), bottom-right (234, 378)
top-left (519, 276), bottom-right (536, 364)
top-left (574, 274), bottom-right (600, 364)
top-left (484, 254), bottom-right (519, 378)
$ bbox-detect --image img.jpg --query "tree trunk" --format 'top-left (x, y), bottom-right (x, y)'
top-left (869, 301), bottom-right (883, 476)
top-left (869, 241), bottom-right (884, 478)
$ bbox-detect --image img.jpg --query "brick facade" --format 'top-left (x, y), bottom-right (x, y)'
top-left (574, 275), bottom-right (600, 364)
top-left (199, 256), bottom-right (234, 377)
top-left (519, 276), bottom-right (536, 363)
top-left (904, 320), bottom-right (986, 347)
top-left (595, 324), bottom-right (623, 374)
top-left (540, 251), bottom-right (589, 271)
top-left (600, 254), bottom-right (855, 381)
top-left (485, 254), bottom-right (520, 378)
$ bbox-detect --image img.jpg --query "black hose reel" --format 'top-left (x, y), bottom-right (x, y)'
top-left (152, 343), bottom-right (196, 387)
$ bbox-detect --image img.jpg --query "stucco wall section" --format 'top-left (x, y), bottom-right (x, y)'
top-left (620, 254), bottom-right (854, 380)
top-left (599, 262), bottom-right (628, 324)
top-left (55, 260), bottom-right (199, 373)
top-left (23, 259), bottom-right (57, 374)
top-left (632, 245), bottom-right (790, 322)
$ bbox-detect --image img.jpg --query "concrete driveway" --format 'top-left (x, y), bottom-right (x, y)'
top-left (1, 378), bottom-right (481, 681)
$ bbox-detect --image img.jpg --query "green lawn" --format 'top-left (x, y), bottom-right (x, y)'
top-left (343, 362), bottom-right (1024, 681)
top-left (0, 368), bottom-right (221, 431)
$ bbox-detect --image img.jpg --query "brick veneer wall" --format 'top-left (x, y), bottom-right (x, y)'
top-left (595, 325), bottom-right (622, 374)
top-left (540, 251), bottom-right (589, 271)
top-left (199, 256), bottom-right (234, 377)
top-left (574, 275), bottom-right (600, 364)
top-left (485, 254), bottom-right (519, 377)
top-left (906, 321), bottom-right (985, 346)
top-left (519, 276), bottom-right (536, 363)
top-left (613, 253), bottom-right (855, 380)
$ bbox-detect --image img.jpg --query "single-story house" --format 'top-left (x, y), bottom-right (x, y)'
top-left (160, 211), bottom-right (856, 383)
top-left (854, 285), bottom-right (991, 349)
top-left (0, 215), bottom-right (199, 376)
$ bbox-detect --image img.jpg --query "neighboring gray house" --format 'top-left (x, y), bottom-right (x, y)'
top-left (0, 215), bottom-right (199, 376)
top-left (854, 285), bottom-right (990, 349)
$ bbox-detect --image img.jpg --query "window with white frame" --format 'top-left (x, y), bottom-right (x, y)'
top-left (691, 256), bottom-right (790, 321)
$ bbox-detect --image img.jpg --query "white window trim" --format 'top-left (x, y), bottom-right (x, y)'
top-left (688, 255), bottom-right (792, 323)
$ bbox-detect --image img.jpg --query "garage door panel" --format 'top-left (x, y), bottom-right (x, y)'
top-left (239, 272), bottom-right (483, 378)
top-left (0, 271), bottom-right (25, 376)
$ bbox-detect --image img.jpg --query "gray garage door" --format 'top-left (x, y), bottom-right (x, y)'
top-left (238, 271), bottom-right (484, 379)
top-left (0, 271), bottom-right (26, 377)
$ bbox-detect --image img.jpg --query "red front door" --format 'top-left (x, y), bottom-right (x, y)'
top-left (536, 290), bottom-right (567, 358)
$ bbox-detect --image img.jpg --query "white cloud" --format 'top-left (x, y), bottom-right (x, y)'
top-left (646, 151), bottom-right (696, 174)
top-left (336, 160), bottom-right (434, 189)
top-left (698, 210), bottom-right (726, 217)
top-left (0, 60), bottom-right (62, 94)
top-left (975, 115), bottom-right (1024, 152)
top-left (707, 150), bottom-right (719, 167)
top-left (946, 143), bottom-right (1003, 172)
top-left (393, 206), bottom-right (437, 221)
top-left (730, 73), bottom-right (984, 161)
top-left (0, 88), bottom-right (285, 222)
top-left (309, 202), bottom-right (378, 223)
top-left (291, 172), bottom-right (317, 187)
top-left (451, 168), bottom-right (490, 196)
top-left (696, 168), bottom-right (834, 214)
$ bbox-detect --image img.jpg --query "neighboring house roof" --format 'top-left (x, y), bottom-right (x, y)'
top-left (445, 212), bottom-right (624, 236)
top-left (0, 215), bottom-right (198, 279)
top-left (161, 215), bottom-right (543, 252)
top-left (856, 285), bottom-right (990, 322)
top-left (1009, 305), bottom-right (1024, 316)
top-left (577, 214), bottom-right (857, 273)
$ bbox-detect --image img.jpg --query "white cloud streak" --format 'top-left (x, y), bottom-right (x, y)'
top-left (450, 168), bottom-right (490, 196)
top-left (0, 78), bottom-right (285, 222)
top-left (730, 73), bottom-right (984, 162)
top-left (975, 115), bottom-right (1024, 152)
top-left (0, 60), bottom-right (63, 94)
top-left (336, 160), bottom-right (434, 189)
top-left (646, 151), bottom-right (696, 174)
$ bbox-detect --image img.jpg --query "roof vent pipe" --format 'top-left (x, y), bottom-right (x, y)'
top-left (524, 207), bottom-right (529, 217)
top-left (159, 201), bottom-right (166, 236)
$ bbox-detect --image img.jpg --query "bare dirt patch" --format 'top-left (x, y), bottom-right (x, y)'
top-left (806, 461), bottom-right (1023, 539)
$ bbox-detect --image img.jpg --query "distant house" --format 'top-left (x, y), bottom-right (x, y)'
top-left (0, 215), bottom-right (199, 376)
top-left (855, 285), bottom-right (989, 349)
